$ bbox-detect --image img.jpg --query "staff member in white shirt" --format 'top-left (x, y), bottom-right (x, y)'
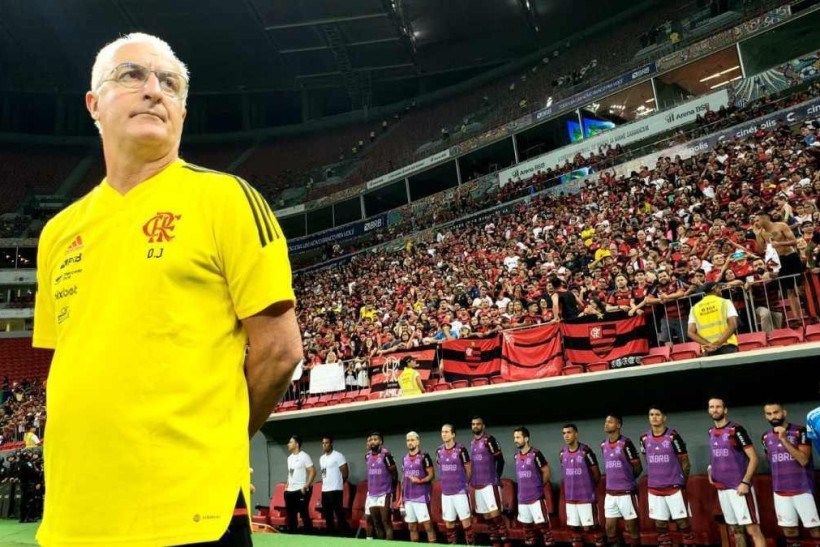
top-left (285, 435), bottom-right (315, 534)
top-left (319, 436), bottom-right (350, 535)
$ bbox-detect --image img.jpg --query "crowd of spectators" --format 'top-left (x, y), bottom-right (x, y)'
top-left (0, 377), bottom-right (45, 449)
top-left (290, 98), bottom-right (820, 381)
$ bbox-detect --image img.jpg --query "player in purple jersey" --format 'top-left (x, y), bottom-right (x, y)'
top-left (437, 423), bottom-right (475, 545)
top-left (762, 402), bottom-right (820, 547)
top-left (365, 431), bottom-right (398, 541)
top-left (707, 398), bottom-right (766, 547)
top-left (559, 424), bottom-right (604, 547)
top-left (470, 416), bottom-right (509, 547)
top-left (639, 406), bottom-right (694, 546)
top-left (560, 424), bottom-right (604, 547)
top-left (397, 431), bottom-right (438, 544)
top-left (513, 426), bottom-right (555, 547)
top-left (601, 414), bottom-right (642, 547)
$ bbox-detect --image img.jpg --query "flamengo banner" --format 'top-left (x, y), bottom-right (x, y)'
top-left (561, 315), bottom-right (649, 369)
top-left (500, 324), bottom-right (564, 381)
top-left (308, 363), bottom-right (346, 394)
top-left (440, 338), bottom-right (502, 381)
top-left (369, 345), bottom-right (438, 397)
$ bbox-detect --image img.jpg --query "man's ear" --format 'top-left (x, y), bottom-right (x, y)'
top-left (85, 91), bottom-right (99, 120)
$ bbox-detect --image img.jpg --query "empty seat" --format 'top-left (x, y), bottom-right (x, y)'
top-left (450, 380), bottom-right (469, 389)
top-left (470, 377), bottom-right (490, 387)
top-left (804, 323), bottom-right (820, 342)
top-left (586, 361), bottom-right (609, 372)
top-left (766, 327), bottom-right (804, 347)
top-left (641, 346), bottom-right (670, 365)
top-left (490, 375), bottom-right (508, 384)
top-left (737, 332), bottom-right (767, 351)
top-left (670, 342), bottom-right (701, 361)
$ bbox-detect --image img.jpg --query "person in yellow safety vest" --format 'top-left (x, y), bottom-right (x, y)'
top-left (398, 355), bottom-right (425, 397)
top-left (687, 281), bottom-right (739, 356)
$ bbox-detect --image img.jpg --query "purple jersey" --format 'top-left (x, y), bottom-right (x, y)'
top-left (601, 436), bottom-right (640, 493)
top-left (470, 434), bottom-right (503, 487)
top-left (437, 443), bottom-right (470, 496)
top-left (515, 448), bottom-right (548, 504)
top-left (708, 422), bottom-right (753, 490)
top-left (367, 448), bottom-right (396, 497)
top-left (559, 443), bottom-right (599, 503)
top-left (402, 451), bottom-right (434, 503)
top-left (762, 424), bottom-right (814, 494)
top-left (640, 428), bottom-right (687, 490)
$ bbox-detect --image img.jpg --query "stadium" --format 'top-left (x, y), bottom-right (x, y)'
top-left (1, 0), bottom-right (820, 545)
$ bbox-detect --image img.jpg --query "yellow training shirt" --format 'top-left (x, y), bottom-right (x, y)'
top-left (398, 368), bottom-right (422, 396)
top-left (33, 160), bottom-right (295, 546)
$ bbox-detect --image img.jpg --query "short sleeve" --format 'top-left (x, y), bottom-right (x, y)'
top-left (337, 452), bottom-right (347, 466)
top-left (33, 229), bottom-right (57, 349)
top-left (213, 177), bottom-right (296, 319)
top-left (303, 453), bottom-right (314, 468)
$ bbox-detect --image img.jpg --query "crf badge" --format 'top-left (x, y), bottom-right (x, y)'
top-left (589, 324), bottom-right (616, 358)
top-left (143, 212), bottom-right (181, 243)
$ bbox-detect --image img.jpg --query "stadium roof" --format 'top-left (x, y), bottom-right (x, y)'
top-left (2, 0), bottom-right (646, 102)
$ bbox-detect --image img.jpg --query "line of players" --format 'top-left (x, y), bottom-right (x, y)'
top-left (361, 400), bottom-right (818, 547)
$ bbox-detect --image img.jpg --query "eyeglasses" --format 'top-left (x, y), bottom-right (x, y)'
top-left (99, 62), bottom-right (188, 99)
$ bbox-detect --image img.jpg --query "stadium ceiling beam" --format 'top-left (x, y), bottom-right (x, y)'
top-left (280, 37), bottom-right (400, 54)
top-left (265, 13), bottom-right (387, 31)
top-left (294, 62), bottom-right (415, 79)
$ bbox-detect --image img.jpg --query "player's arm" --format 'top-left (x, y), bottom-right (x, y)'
top-left (422, 453), bottom-right (436, 483)
top-left (461, 446), bottom-right (472, 483)
top-left (340, 461), bottom-right (350, 482)
top-left (216, 178), bottom-right (303, 436)
top-left (305, 461), bottom-right (317, 491)
top-left (487, 436), bottom-right (505, 478)
top-left (585, 447), bottom-right (602, 484)
top-left (385, 453), bottom-right (398, 492)
top-left (779, 426), bottom-right (812, 467)
top-left (624, 439), bottom-right (643, 477)
top-left (535, 450), bottom-right (551, 485)
top-left (414, 372), bottom-right (425, 393)
top-left (671, 431), bottom-right (691, 479)
top-left (734, 426), bottom-right (758, 487)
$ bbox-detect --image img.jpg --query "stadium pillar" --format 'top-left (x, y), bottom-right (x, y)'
top-left (650, 77), bottom-right (660, 111)
top-left (736, 42), bottom-right (747, 78)
top-left (405, 177), bottom-right (411, 204)
top-left (455, 159), bottom-right (463, 185)
top-left (511, 134), bottom-right (519, 164)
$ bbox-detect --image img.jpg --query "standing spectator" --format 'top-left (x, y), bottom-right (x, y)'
top-left (319, 436), bottom-right (350, 536)
top-left (707, 398), bottom-right (766, 547)
top-left (285, 435), bottom-right (315, 534)
top-left (398, 356), bottom-right (425, 397)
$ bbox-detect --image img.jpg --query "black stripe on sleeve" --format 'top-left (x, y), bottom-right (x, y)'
top-left (234, 177), bottom-right (267, 247)
top-left (245, 184), bottom-right (274, 243)
top-left (258, 192), bottom-right (282, 240)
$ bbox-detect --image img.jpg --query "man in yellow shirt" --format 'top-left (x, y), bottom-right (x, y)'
top-left (398, 356), bottom-right (424, 397)
top-left (32, 33), bottom-right (303, 547)
top-left (23, 426), bottom-right (41, 448)
top-left (687, 282), bottom-right (739, 357)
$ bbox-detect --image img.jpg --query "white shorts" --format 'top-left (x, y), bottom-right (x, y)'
top-left (604, 493), bottom-right (638, 520)
top-left (717, 488), bottom-right (759, 526)
top-left (518, 498), bottom-right (549, 524)
top-left (773, 492), bottom-right (820, 528)
top-left (565, 502), bottom-right (597, 527)
top-left (648, 490), bottom-right (691, 521)
top-left (473, 484), bottom-right (501, 514)
top-left (365, 493), bottom-right (389, 516)
top-left (404, 500), bottom-right (431, 523)
top-left (442, 492), bottom-right (472, 522)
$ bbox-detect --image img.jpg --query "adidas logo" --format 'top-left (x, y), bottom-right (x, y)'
top-left (67, 235), bottom-right (84, 253)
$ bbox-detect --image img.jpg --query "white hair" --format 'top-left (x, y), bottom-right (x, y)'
top-left (90, 32), bottom-right (189, 103)
top-left (406, 431), bottom-right (420, 441)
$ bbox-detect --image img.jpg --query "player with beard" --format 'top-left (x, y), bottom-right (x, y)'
top-left (470, 416), bottom-right (509, 547)
top-left (707, 398), bottom-right (766, 547)
top-left (761, 402), bottom-right (819, 546)
top-left (437, 424), bottom-right (474, 545)
top-left (514, 427), bottom-right (555, 546)
top-left (398, 431), bottom-right (437, 543)
top-left (639, 406), bottom-right (694, 546)
top-left (365, 431), bottom-right (398, 541)
top-left (601, 414), bottom-right (642, 547)
top-left (560, 424), bottom-right (604, 547)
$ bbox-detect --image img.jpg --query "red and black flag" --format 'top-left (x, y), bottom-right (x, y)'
top-left (560, 315), bottom-right (649, 368)
top-left (500, 323), bottom-right (564, 381)
top-left (440, 337), bottom-right (502, 381)
top-left (369, 345), bottom-right (438, 393)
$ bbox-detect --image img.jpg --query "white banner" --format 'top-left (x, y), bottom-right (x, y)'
top-left (308, 363), bottom-right (346, 394)
top-left (498, 90), bottom-right (730, 186)
top-left (274, 203), bottom-right (305, 218)
top-left (366, 149), bottom-right (452, 190)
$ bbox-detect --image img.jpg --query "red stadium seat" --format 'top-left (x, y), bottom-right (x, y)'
top-left (470, 377), bottom-right (490, 387)
top-left (766, 327), bottom-right (804, 347)
top-left (269, 483), bottom-right (288, 528)
top-left (490, 375), bottom-right (508, 384)
top-left (586, 361), bottom-right (609, 372)
top-left (352, 480), bottom-right (369, 535)
top-left (737, 332), bottom-right (767, 351)
top-left (804, 323), bottom-right (820, 342)
top-left (353, 394), bottom-right (369, 402)
top-left (433, 382), bottom-right (452, 392)
top-left (312, 481), bottom-right (355, 530)
top-left (563, 363), bottom-right (585, 375)
top-left (450, 380), bottom-right (469, 389)
top-left (641, 346), bottom-right (670, 365)
top-left (308, 482), bottom-right (324, 524)
top-left (670, 343), bottom-right (701, 361)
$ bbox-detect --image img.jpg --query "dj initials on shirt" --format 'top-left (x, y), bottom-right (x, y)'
top-left (143, 212), bottom-right (182, 259)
